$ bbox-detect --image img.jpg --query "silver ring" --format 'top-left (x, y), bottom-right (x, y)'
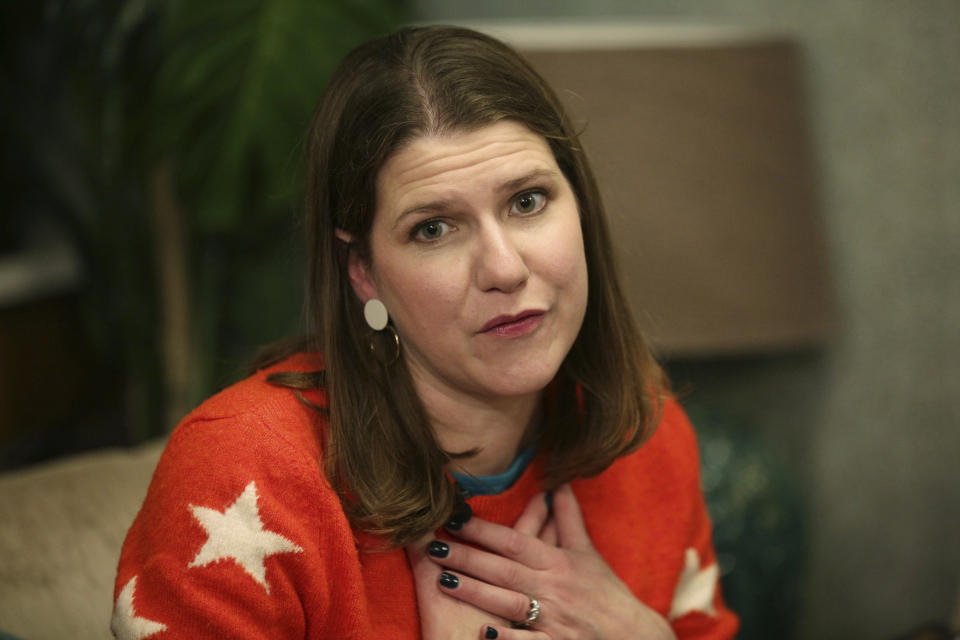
top-left (515, 597), bottom-right (541, 628)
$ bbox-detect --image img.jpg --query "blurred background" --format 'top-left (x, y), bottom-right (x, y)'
top-left (1, 1), bottom-right (957, 639)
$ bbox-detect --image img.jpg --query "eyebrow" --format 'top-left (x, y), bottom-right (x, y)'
top-left (392, 168), bottom-right (561, 229)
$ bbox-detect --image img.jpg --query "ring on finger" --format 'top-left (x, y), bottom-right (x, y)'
top-left (512, 597), bottom-right (541, 628)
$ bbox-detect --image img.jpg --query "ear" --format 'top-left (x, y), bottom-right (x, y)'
top-left (337, 229), bottom-right (379, 302)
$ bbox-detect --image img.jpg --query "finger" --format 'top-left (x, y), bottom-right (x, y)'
top-left (552, 483), bottom-right (592, 550)
top-left (436, 570), bottom-right (538, 629)
top-left (537, 518), bottom-right (558, 547)
top-left (426, 538), bottom-right (536, 593)
top-left (513, 491), bottom-right (550, 537)
top-left (449, 514), bottom-right (553, 570)
top-left (479, 624), bottom-right (550, 640)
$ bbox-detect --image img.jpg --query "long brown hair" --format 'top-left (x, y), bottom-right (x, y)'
top-left (266, 25), bottom-right (664, 546)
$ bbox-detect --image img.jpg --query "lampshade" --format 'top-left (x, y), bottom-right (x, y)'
top-left (478, 22), bottom-right (835, 357)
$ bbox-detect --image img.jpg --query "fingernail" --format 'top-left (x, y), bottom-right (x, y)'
top-left (428, 540), bottom-right (449, 558)
top-left (454, 481), bottom-right (472, 501)
top-left (445, 501), bottom-right (472, 530)
top-left (544, 491), bottom-right (554, 511)
top-left (439, 572), bottom-right (460, 589)
top-left (485, 626), bottom-right (499, 639)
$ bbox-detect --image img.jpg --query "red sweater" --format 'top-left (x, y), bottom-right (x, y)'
top-left (112, 356), bottom-right (738, 639)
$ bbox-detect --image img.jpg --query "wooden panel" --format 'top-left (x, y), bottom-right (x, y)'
top-left (522, 41), bottom-right (834, 355)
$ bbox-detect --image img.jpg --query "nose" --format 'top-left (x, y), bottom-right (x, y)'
top-left (474, 223), bottom-right (529, 293)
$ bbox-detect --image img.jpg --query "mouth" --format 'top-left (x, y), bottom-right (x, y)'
top-left (479, 310), bottom-right (545, 337)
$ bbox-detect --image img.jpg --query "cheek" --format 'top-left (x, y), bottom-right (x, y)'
top-left (539, 216), bottom-right (589, 293)
top-left (376, 258), bottom-right (465, 329)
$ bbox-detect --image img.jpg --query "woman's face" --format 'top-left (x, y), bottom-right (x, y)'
top-left (348, 120), bottom-right (588, 402)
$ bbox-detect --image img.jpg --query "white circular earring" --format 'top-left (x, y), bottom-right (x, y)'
top-left (363, 298), bottom-right (389, 331)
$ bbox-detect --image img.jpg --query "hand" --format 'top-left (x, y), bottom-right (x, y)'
top-left (406, 533), bottom-right (513, 640)
top-left (427, 484), bottom-right (677, 640)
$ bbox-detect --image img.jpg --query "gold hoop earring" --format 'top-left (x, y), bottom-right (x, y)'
top-left (362, 298), bottom-right (399, 366)
top-left (369, 324), bottom-right (400, 366)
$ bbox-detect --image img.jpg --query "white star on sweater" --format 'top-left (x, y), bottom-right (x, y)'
top-left (668, 547), bottom-right (719, 620)
top-left (111, 576), bottom-right (167, 640)
top-left (188, 481), bottom-right (303, 593)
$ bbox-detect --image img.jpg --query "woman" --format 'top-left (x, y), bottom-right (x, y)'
top-left (112, 25), bottom-right (738, 639)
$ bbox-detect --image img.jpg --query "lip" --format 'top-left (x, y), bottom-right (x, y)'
top-left (479, 310), bottom-right (545, 337)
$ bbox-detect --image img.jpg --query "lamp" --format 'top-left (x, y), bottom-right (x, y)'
top-left (481, 22), bottom-right (834, 357)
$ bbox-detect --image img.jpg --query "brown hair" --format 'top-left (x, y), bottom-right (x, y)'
top-left (267, 25), bottom-right (664, 546)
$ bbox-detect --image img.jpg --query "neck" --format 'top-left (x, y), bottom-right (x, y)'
top-left (410, 373), bottom-right (541, 478)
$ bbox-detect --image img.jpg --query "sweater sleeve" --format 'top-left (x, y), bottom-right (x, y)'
top-left (111, 404), bottom-right (367, 639)
top-left (663, 401), bottom-right (740, 640)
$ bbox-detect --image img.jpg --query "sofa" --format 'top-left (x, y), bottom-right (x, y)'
top-left (0, 439), bottom-right (165, 639)
top-left (0, 404), bottom-right (809, 640)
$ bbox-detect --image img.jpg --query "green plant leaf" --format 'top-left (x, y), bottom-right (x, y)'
top-left (152, 0), bottom-right (405, 235)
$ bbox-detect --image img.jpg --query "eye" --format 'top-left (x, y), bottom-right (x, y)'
top-left (511, 190), bottom-right (547, 215)
top-left (412, 219), bottom-right (451, 242)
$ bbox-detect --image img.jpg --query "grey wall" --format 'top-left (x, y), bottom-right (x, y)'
top-left (412, 1), bottom-right (960, 638)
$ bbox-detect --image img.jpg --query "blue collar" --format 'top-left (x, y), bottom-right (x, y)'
top-left (451, 447), bottom-right (536, 496)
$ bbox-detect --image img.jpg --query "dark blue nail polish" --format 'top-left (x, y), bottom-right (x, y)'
top-left (545, 491), bottom-right (554, 511)
top-left (445, 501), bottom-right (472, 530)
top-left (439, 572), bottom-right (460, 589)
top-left (485, 626), bottom-right (499, 639)
top-left (428, 540), bottom-right (449, 558)
top-left (454, 481), bottom-right (472, 501)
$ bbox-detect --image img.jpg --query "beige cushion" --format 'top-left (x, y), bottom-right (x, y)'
top-left (0, 440), bottom-right (164, 640)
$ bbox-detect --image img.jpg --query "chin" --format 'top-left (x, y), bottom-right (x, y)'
top-left (474, 361), bottom-right (563, 398)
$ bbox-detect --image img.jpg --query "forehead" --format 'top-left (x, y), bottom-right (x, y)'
top-left (375, 121), bottom-right (559, 210)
